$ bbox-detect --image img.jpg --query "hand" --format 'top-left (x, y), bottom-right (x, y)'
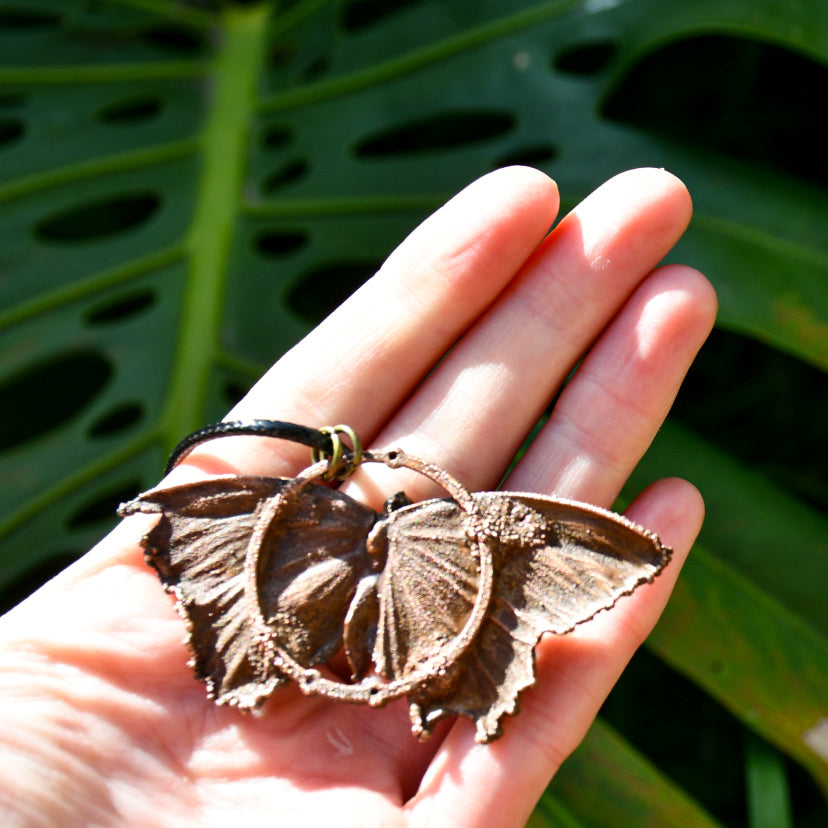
top-left (0, 167), bottom-right (716, 827)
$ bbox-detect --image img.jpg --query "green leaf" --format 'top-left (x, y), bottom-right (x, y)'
top-left (527, 795), bottom-right (587, 828)
top-left (635, 421), bottom-right (828, 639)
top-left (540, 718), bottom-right (724, 828)
top-left (652, 541), bottom-right (828, 791)
top-left (631, 423), bottom-right (828, 788)
top-left (631, 424), bottom-right (828, 791)
top-left (633, 426), bottom-right (828, 786)
top-left (745, 734), bottom-right (794, 828)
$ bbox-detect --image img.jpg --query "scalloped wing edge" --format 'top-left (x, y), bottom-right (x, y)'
top-left (406, 491), bottom-right (672, 742)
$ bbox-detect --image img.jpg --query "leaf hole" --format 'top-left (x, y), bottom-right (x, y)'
top-left (260, 123), bottom-right (293, 150)
top-left (255, 229), bottom-right (309, 258)
top-left (287, 260), bottom-right (380, 324)
top-left (602, 34), bottom-right (828, 186)
top-left (84, 289), bottom-right (157, 326)
top-left (140, 25), bottom-right (206, 57)
top-left (553, 39), bottom-right (618, 75)
top-left (269, 42), bottom-right (297, 71)
top-left (0, 117), bottom-right (25, 148)
top-left (66, 480), bottom-right (144, 529)
top-left (35, 191), bottom-right (161, 243)
top-left (88, 402), bottom-right (144, 438)
top-left (0, 93), bottom-right (26, 107)
top-left (96, 94), bottom-right (164, 124)
top-left (354, 111), bottom-right (515, 157)
top-left (300, 56), bottom-right (331, 83)
top-left (0, 9), bottom-right (62, 30)
top-left (222, 379), bottom-right (250, 407)
top-left (0, 551), bottom-right (81, 613)
top-left (493, 144), bottom-right (559, 169)
top-left (261, 159), bottom-right (310, 194)
top-left (341, 0), bottom-right (424, 32)
top-left (0, 349), bottom-right (112, 452)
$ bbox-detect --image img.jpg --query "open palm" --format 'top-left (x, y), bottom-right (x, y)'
top-left (0, 167), bottom-right (716, 827)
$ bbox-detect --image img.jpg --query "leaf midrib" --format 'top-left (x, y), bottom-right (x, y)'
top-left (161, 4), bottom-right (271, 451)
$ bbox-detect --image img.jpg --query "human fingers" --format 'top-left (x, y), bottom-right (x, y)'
top-left (169, 166), bottom-right (560, 481)
top-left (507, 262), bottom-right (718, 504)
top-left (345, 167), bottom-right (694, 506)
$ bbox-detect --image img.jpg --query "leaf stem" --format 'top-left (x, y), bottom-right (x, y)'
top-left (259, 0), bottom-right (582, 112)
top-left (0, 139), bottom-right (197, 203)
top-left (0, 62), bottom-right (206, 85)
top-left (0, 429), bottom-right (159, 543)
top-left (214, 348), bottom-right (267, 381)
top-left (0, 245), bottom-right (185, 331)
top-left (161, 3), bottom-right (271, 450)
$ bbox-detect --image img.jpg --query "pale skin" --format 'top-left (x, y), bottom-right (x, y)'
top-left (0, 167), bottom-right (717, 827)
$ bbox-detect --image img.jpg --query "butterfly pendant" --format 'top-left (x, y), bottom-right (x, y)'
top-left (119, 435), bottom-right (670, 743)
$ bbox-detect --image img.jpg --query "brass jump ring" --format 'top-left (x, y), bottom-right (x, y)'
top-left (311, 424), bottom-right (362, 480)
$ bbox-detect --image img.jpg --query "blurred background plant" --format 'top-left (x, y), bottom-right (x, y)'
top-left (0, 1), bottom-right (825, 825)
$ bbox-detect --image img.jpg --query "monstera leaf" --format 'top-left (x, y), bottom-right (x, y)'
top-left (1, 0), bottom-right (826, 824)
